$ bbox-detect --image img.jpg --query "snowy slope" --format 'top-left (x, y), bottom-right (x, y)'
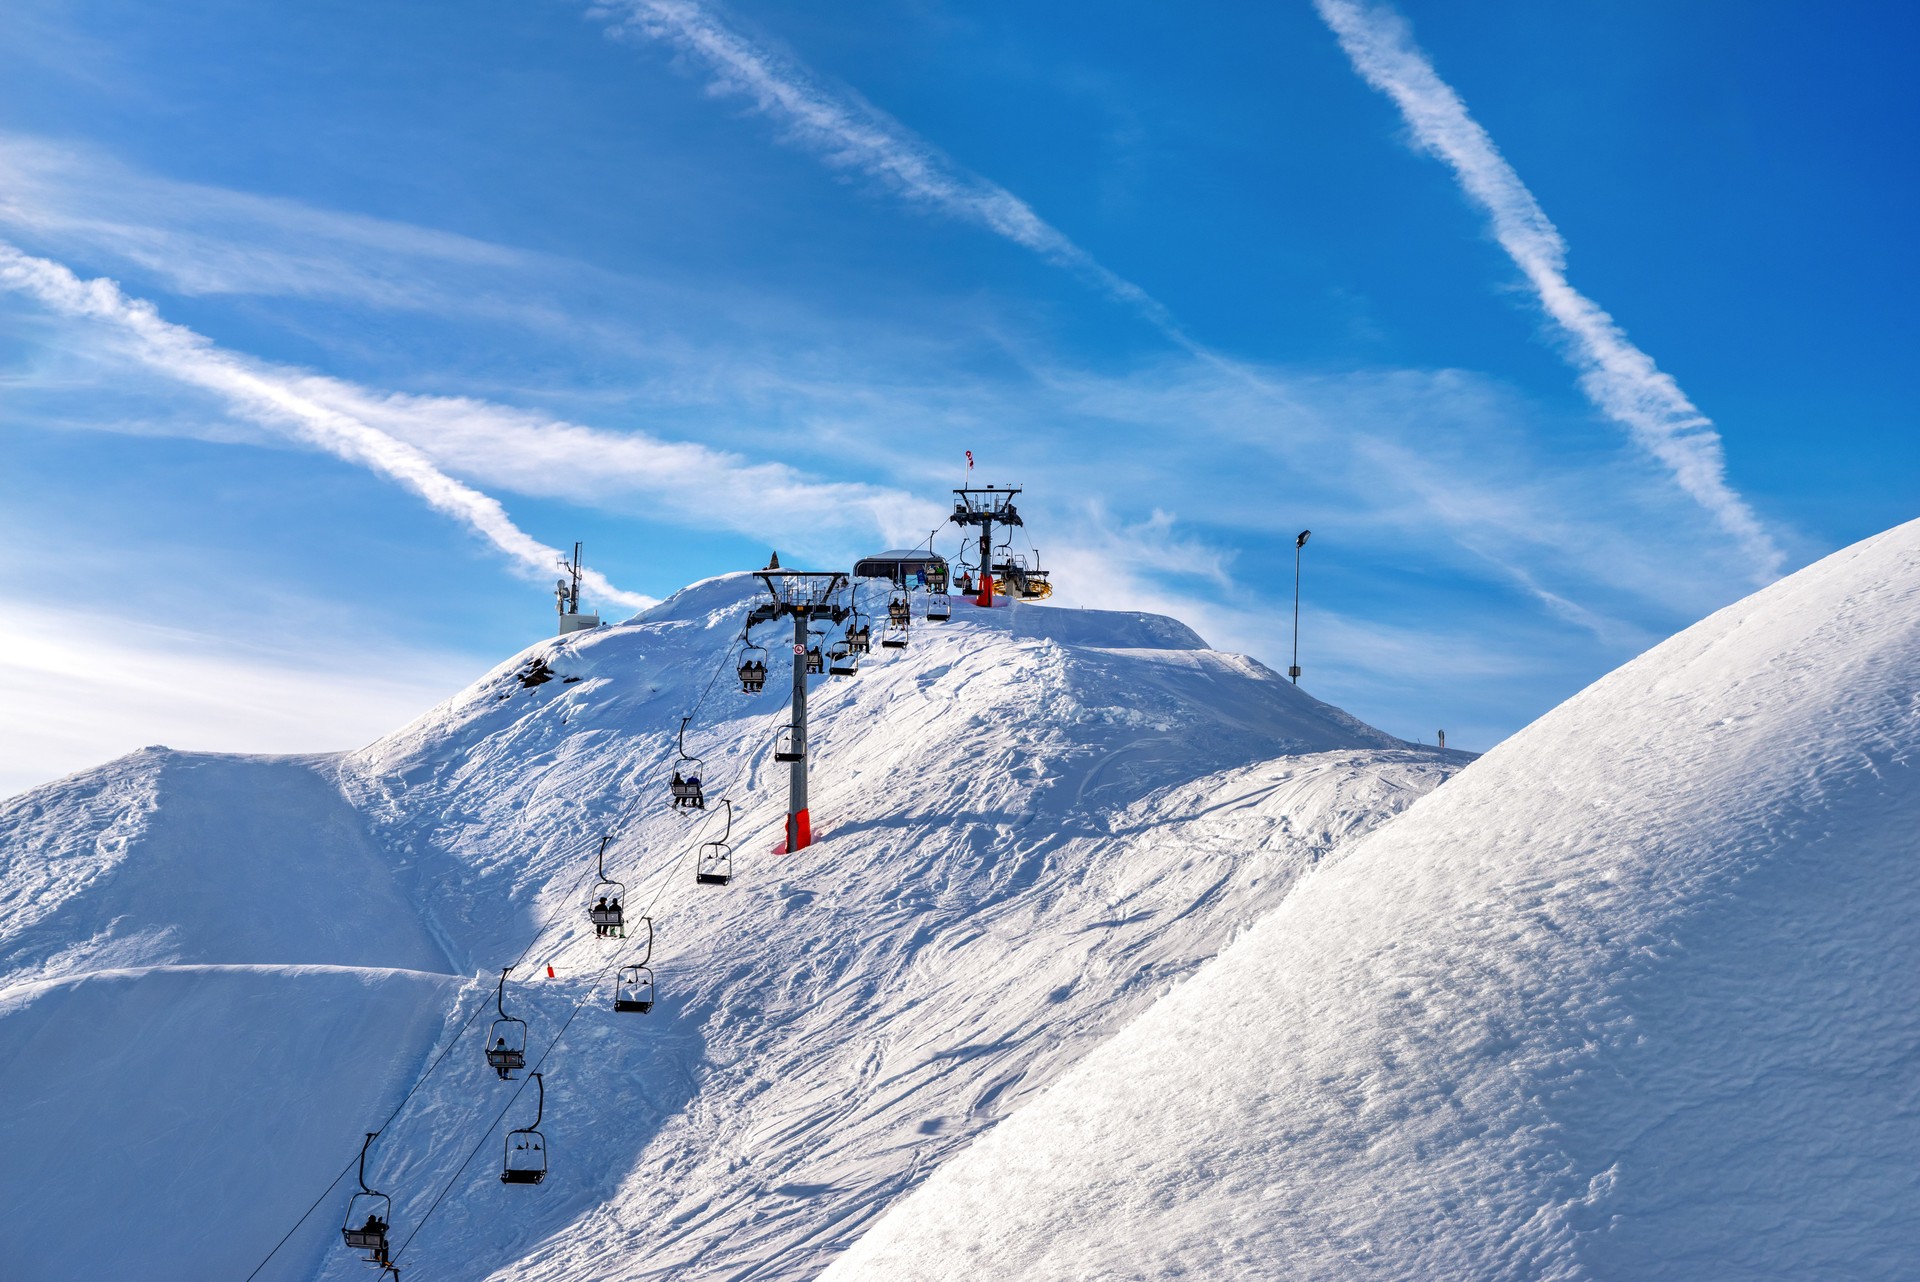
top-left (824, 521), bottom-right (1920, 1282)
top-left (0, 573), bottom-right (1458, 1282)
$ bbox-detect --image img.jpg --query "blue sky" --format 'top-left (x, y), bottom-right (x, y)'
top-left (2, 0), bottom-right (1914, 795)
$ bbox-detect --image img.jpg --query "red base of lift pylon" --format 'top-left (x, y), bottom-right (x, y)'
top-left (974, 574), bottom-right (995, 609)
top-left (777, 808), bottom-right (812, 855)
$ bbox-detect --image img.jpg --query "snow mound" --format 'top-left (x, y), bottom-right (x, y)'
top-left (825, 520), bottom-right (1920, 1282)
top-left (0, 963), bottom-right (459, 1281)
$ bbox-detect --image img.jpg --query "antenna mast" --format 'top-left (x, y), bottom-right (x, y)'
top-left (555, 542), bottom-right (602, 636)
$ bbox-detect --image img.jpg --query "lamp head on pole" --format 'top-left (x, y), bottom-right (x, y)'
top-left (1296, 529), bottom-right (1311, 549)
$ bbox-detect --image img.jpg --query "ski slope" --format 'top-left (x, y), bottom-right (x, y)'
top-left (0, 573), bottom-right (1458, 1282)
top-left (824, 521), bottom-right (1920, 1281)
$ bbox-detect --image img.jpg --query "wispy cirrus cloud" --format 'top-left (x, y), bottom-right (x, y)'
top-left (1312, 0), bottom-right (1782, 580)
top-left (0, 134), bottom-right (533, 309)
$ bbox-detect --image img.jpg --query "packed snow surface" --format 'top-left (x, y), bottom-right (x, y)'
top-left (825, 521), bottom-right (1920, 1282)
top-left (0, 576), bottom-right (1457, 1281)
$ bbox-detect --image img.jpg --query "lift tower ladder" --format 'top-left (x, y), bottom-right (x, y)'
top-left (950, 485), bottom-right (1023, 607)
top-left (751, 565), bottom-right (850, 853)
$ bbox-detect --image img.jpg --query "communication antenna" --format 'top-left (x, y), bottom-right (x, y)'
top-left (555, 542), bottom-right (601, 636)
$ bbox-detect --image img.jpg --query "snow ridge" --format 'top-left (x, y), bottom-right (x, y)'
top-left (825, 519), bottom-right (1920, 1282)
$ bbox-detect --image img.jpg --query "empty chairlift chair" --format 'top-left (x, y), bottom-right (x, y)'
top-left (613, 917), bottom-right (655, 1013)
top-left (697, 799), bottom-right (734, 886)
top-left (341, 1134), bottom-right (392, 1266)
top-left (774, 725), bottom-right (804, 763)
top-left (486, 969), bottom-right (528, 1080)
top-left (828, 641), bottom-right (857, 676)
top-left (614, 963), bottom-right (655, 1013)
top-left (926, 591), bottom-right (951, 622)
top-left (500, 1073), bottom-right (549, 1185)
top-left (669, 717), bottom-right (705, 810)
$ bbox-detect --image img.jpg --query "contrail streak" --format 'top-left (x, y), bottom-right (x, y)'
top-left (0, 242), bottom-right (653, 610)
top-left (591, 0), bottom-right (1204, 353)
top-left (1313, 0), bottom-right (1782, 579)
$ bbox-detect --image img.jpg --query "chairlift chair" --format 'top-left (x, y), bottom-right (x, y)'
top-left (887, 592), bottom-right (912, 626)
top-left (588, 837), bottom-right (626, 939)
top-left (500, 1072), bottom-right (548, 1185)
top-left (486, 969), bottom-right (528, 1079)
top-left (614, 964), bottom-right (655, 1013)
top-left (669, 717), bottom-right (705, 810)
top-left (614, 917), bottom-right (655, 1012)
top-left (774, 726), bottom-right (804, 763)
top-left (926, 591), bottom-right (951, 622)
top-left (737, 639), bottom-right (769, 694)
top-left (828, 641), bottom-right (857, 676)
top-left (341, 1133), bottom-right (392, 1265)
top-left (696, 800), bottom-right (734, 885)
top-left (805, 646), bottom-right (824, 675)
top-left (846, 622), bottom-right (871, 654)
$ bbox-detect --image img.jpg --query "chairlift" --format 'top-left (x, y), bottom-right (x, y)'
top-left (774, 726), bottom-right (804, 763)
top-left (614, 917), bottom-right (654, 1013)
top-left (887, 591), bottom-right (912, 626)
top-left (926, 591), bottom-right (951, 622)
top-left (341, 1133), bottom-right (392, 1266)
top-left (737, 638), bottom-right (769, 694)
top-left (828, 641), bottom-right (857, 676)
top-left (805, 646), bottom-right (824, 675)
top-left (697, 799), bottom-right (734, 886)
top-left (589, 836), bottom-right (626, 939)
top-left (669, 716), bottom-right (705, 810)
top-left (614, 964), bottom-right (655, 1014)
top-left (846, 622), bottom-right (871, 654)
top-left (926, 560), bottom-right (950, 594)
top-left (486, 969), bottom-right (526, 1079)
top-left (500, 1072), bottom-right (548, 1185)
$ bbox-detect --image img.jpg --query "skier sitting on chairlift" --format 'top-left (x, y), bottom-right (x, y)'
top-left (594, 897), bottom-right (609, 936)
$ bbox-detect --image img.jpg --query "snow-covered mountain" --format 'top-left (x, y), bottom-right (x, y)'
top-left (0, 574), bottom-right (1455, 1281)
top-left (824, 521), bottom-right (1920, 1281)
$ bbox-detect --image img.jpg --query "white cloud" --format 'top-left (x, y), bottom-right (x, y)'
top-left (1313, 0), bottom-right (1782, 580)
top-left (0, 242), bottom-right (658, 611)
top-left (0, 597), bottom-right (479, 800)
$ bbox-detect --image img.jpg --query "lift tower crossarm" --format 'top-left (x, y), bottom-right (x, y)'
top-left (950, 485), bottom-right (1022, 608)
top-left (750, 568), bottom-right (850, 853)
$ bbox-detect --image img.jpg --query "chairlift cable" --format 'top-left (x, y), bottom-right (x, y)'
top-left (239, 827), bottom-right (608, 1281)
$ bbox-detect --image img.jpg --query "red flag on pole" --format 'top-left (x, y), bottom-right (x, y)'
top-left (965, 450), bottom-right (973, 471)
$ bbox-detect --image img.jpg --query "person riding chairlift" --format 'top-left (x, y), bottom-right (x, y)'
top-left (594, 896), bottom-right (610, 936)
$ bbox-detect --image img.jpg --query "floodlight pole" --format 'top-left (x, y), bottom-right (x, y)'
top-left (1290, 529), bottom-right (1311, 684)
